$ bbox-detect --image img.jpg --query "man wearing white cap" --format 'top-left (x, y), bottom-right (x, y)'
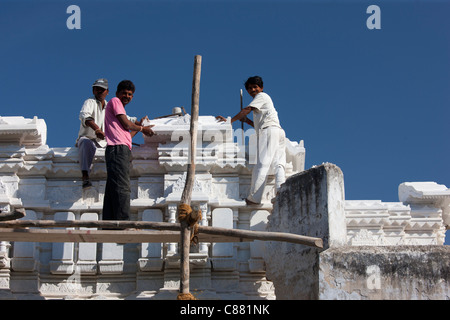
top-left (76, 78), bottom-right (109, 189)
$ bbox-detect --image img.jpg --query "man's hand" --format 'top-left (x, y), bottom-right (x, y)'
top-left (215, 115), bottom-right (227, 122)
top-left (142, 125), bottom-right (155, 137)
top-left (139, 116), bottom-right (149, 125)
top-left (216, 106), bottom-right (253, 124)
top-left (85, 119), bottom-right (105, 140)
top-left (94, 129), bottom-right (105, 140)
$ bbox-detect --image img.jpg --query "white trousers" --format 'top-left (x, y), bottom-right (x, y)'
top-left (77, 137), bottom-right (101, 173)
top-left (247, 126), bottom-right (286, 204)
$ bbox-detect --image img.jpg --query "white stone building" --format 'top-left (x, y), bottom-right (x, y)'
top-left (0, 115), bottom-right (448, 299)
top-left (0, 114), bottom-right (305, 299)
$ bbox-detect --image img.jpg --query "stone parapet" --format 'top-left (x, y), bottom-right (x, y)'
top-left (0, 116), bottom-right (305, 299)
top-left (265, 163), bottom-right (449, 300)
top-left (1, 116), bottom-right (448, 299)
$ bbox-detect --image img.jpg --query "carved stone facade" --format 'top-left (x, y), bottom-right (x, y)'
top-left (346, 182), bottom-right (449, 246)
top-left (0, 115), bottom-right (448, 299)
top-left (0, 115), bottom-right (304, 299)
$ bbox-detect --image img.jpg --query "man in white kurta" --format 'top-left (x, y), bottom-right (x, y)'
top-left (246, 91), bottom-right (286, 204)
top-left (216, 76), bottom-right (286, 205)
top-left (76, 78), bottom-right (109, 188)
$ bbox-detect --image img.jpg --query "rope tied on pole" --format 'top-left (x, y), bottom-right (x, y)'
top-left (177, 292), bottom-right (196, 300)
top-left (177, 203), bottom-right (202, 245)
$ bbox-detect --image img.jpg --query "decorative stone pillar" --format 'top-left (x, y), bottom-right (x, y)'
top-left (99, 242), bottom-right (124, 275)
top-left (10, 210), bottom-right (41, 296)
top-left (50, 212), bottom-right (75, 275)
top-left (135, 209), bottom-right (165, 297)
top-left (210, 207), bottom-right (238, 294)
top-left (198, 202), bottom-right (209, 255)
top-left (0, 174), bottom-right (22, 235)
top-left (77, 212), bottom-right (98, 275)
top-left (11, 210), bottom-right (39, 272)
top-left (0, 240), bottom-right (13, 299)
top-left (139, 209), bottom-right (164, 271)
top-left (249, 210), bottom-right (270, 273)
top-left (211, 208), bottom-right (235, 271)
top-left (166, 203), bottom-right (178, 256)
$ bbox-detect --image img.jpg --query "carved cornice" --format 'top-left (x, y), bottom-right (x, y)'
top-left (0, 116), bottom-right (47, 147)
top-left (399, 182), bottom-right (450, 204)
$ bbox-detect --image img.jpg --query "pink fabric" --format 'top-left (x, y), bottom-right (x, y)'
top-left (104, 97), bottom-right (132, 150)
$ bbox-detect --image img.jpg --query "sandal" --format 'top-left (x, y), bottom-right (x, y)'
top-left (82, 180), bottom-right (92, 189)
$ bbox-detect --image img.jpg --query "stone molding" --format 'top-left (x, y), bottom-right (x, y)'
top-left (1, 116), bottom-right (448, 299)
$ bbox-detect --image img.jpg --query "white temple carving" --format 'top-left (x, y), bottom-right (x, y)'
top-left (0, 115), bottom-right (448, 299)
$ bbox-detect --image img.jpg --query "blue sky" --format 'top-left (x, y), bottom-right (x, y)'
top-left (1, 1), bottom-right (449, 209)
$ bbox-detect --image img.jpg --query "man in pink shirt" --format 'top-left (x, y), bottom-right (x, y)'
top-left (103, 80), bottom-right (154, 221)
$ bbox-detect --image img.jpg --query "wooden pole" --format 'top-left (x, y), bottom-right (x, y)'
top-left (181, 55), bottom-right (201, 205)
top-left (0, 219), bottom-right (182, 231)
top-left (0, 219), bottom-right (323, 249)
top-left (240, 89), bottom-right (244, 148)
top-left (178, 55), bottom-right (201, 299)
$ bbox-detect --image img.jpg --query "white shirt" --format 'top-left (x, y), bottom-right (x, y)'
top-left (77, 97), bottom-right (106, 144)
top-left (248, 92), bottom-right (281, 131)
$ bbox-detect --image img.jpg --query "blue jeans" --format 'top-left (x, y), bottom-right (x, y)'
top-left (103, 145), bottom-right (131, 221)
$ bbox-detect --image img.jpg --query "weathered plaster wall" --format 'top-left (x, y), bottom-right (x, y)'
top-left (319, 246), bottom-right (450, 300)
top-left (265, 163), bottom-right (346, 299)
top-left (265, 163), bottom-right (449, 300)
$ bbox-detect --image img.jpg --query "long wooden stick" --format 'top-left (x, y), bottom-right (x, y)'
top-left (181, 55), bottom-right (201, 205)
top-left (0, 219), bottom-right (323, 248)
top-left (0, 219), bottom-right (181, 231)
top-left (179, 55), bottom-right (201, 298)
top-left (240, 89), bottom-right (245, 149)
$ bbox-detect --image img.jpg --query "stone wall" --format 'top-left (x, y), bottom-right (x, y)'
top-left (265, 163), bottom-right (347, 299)
top-left (0, 115), bottom-right (306, 299)
top-left (265, 163), bottom-right (449, 300)
top-left (319, 246), bottom-right (450, 300)
top-left (1, 116), bottom-right (449, 299)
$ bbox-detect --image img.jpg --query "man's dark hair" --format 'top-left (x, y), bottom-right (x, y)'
top-left (244, 76), bottom-right (264, 90)
top-left (116, 80), bottom-right (135, 93)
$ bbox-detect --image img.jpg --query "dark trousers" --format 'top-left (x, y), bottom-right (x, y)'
top-left (103, 145), bottom-right (131, 221)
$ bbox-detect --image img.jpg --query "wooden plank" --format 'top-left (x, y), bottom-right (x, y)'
top-left (0, 219), bottom-right (182, 231)
top-left (199, 225), bottom-right (323, 248)
top-left (0, 219), bottom-right (323, 248)
top-left (0, 228), bottom-right (251, 244)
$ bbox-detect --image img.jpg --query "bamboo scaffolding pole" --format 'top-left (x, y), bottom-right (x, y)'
top-left (0, 219), bottom-right (181, 231)
top-left (0, 219), bottom-right (323, 248)
top-left (177, 54), bottom-right (202, 299)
